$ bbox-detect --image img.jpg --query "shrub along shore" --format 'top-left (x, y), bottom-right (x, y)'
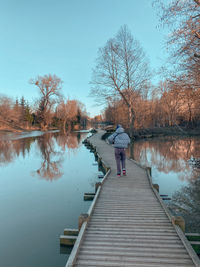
top-left (102, 125), bottom-right (200, 141)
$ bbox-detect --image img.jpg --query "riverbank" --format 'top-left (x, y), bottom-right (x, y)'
top-left (0, 125), bottom-right (40, 133)
top-left (134, 125), bottom-right (200, 140)
top-left (102, 125), bottom-right (200, 140)
top-left (0, 126), bottom-right (58, 134)
top-left (0, 127), bottom-right (60, 141)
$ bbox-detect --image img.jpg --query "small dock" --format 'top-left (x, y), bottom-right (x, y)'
top-left (65, 130), bottom-right (200, 266)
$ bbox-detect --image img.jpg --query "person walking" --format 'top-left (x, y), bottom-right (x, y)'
top-left (108, 124), bottom-right (130, 177)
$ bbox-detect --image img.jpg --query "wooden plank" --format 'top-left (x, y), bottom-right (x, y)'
top-left (85, 233), bottom-right (180, 240)
top-left (80, 244), bottom-right (187, 254)
top-left (84, 194), bottom-right (95, 201)
top-left (92, 210), bottom-right (170, 215)
top-left (190, 241), bottom-right (200, 245)
top-left (90, 219), bottom-right (172, 224)
top-left (64, 229), bottom-right (79, 236)
top-left (84, 239), bottom-right (187, 249)
top-left (79, 248), bottom-right (191, 259)
top-left (86, 230), bottom-right (177, 236)
top-left (186, 233), bottom-right (200, 237)
top-left (88, 222), bottom-right (173, 227)
top-left (60, 235), bottom-right (77, 246)
top-left (76, 254), bottom-right (193, 264)
top-left (86, 227), bottom-right (177, 233)
top-left (86, 225), bottom-right (178, 231)
top-left (74, 259), bottom-right (194, 267)
top-left (83, 237), bottom-right (183, 245)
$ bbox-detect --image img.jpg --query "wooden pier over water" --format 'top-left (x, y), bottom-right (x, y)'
top-left (65, 130), bottom-right (200, 267)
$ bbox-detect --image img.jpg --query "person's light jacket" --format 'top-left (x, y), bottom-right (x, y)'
top-left (108, 126), bottom-right (130, 148)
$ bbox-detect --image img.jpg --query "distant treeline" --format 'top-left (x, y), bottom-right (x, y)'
top-left (0, 74), bottom-right (89, 132)
top-left (102, 83), bottom-right (200, 131)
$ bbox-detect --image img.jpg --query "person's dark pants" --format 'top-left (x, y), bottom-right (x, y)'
top-left (114, 148), bottom-right (126, 175)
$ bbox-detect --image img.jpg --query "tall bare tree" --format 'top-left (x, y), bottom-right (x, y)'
top-left (30, 74), bottom-right (62, 130)
top-left (90, 25), bottom-right (151, 137)
top-left (153, 0), bottom-right (200, 87)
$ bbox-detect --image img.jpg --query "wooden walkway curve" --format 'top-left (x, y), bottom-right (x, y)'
top-left (66, 130), bottom-right (200, 267)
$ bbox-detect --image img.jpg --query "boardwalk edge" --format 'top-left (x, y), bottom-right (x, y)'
top-left (65, 135), bottom-right (111, 267)
top-left (130, 157), bottom-right (200, 266)
top-left (146, 165), bottom-right (200, 266)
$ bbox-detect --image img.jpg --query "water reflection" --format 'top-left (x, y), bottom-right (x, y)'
top-left (36, 133), bottom-right (64, 181)
top-left (0, 131), bottom-right (85, 181)
top-left (169, 177), bottom-right (200, 232)
top-left (133, 136), bottom-right (200, 182)
top-left (35, 132), bottom-right (82, 180)
top-left (0, 138), bottom-right (34, 165)
top-left (56, 132), bottom-right (80, 150)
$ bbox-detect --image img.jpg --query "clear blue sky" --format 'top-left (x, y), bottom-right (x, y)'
top-left (0, 0), bottom-right (168, 117)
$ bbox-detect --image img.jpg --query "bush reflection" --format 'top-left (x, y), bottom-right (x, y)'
top-left (169, 177), bottom-right (200, 232)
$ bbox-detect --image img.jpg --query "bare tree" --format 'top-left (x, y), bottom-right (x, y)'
top-left (90, 25), bottom-right (151, 137)
top-left (153, 0), bottom-right (200, 86)
top-left (56, 99), bottom-right (78, 133)
top-left (0, 96), bottom-right (23, 130)
top-left (30, 74), bottom-right (62, 130)
top-left (0, 96), bottom-right (13, 126)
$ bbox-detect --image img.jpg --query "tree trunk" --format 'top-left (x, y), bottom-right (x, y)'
top-left (128, 105), bottom-right (135, 159)
top-left (63, 119), bottom-right (67, 133)
top-left (128, 105), bottom-right (135, 138)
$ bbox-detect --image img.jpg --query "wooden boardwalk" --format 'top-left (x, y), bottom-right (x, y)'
top-left (66, 130), bottom-right (200, 267)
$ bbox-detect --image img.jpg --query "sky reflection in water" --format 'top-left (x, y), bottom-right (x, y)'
top-left (0, 131), bottom-right (101, 267)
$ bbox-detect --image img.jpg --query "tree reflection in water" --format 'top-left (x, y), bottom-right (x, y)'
top-left (36, 133), bottom-right (64, 181)
top-left (168, 177), bottom-right (200, 232)
top-left (0, 140), bottom-right (16, 164)
top-left (0, 138), bottom-right (34, 165)
top-left (133, 136), bottom-right (200, 182)
top-left (0, 131), bottom-right (83, 181)
top-left (35, 132), bottom-right (81, 181)
top-left (56, 131), bottom-right (80, 151)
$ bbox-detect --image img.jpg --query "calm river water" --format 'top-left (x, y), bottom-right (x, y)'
top-left (0, 130), bottom-right (102, 267)
top-left (1, 132), bottom-right (200, 267)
